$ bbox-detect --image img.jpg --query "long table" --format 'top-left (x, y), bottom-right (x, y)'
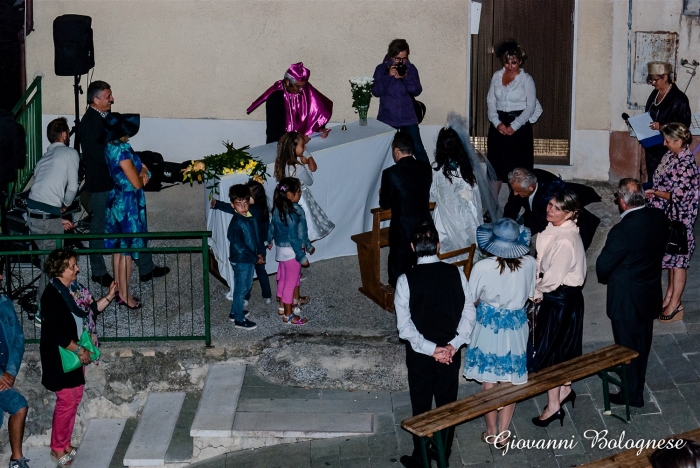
top-left (206, 118), bottom-right (395, 299)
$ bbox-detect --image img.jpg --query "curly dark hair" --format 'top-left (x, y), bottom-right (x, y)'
top-left (274, 132), bottom-right (303, 182)
top-left (44, 249), bottom-right (79, 278)
top-left (433, 127), bottom-right (476, 186)
top-left (496, 39), bottom-right (526, 65)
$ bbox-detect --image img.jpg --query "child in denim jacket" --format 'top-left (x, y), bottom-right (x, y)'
top-left (268, 177), bottom-right (313, 325)
top-left (210, 184), bottom-right (264, 329)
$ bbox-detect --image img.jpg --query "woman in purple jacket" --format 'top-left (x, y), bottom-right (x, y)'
top-left (372, 39), bottom-right (428, 164)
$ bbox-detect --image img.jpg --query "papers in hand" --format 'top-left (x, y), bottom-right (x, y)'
top-left (627, 113), bottom-right (664, 148)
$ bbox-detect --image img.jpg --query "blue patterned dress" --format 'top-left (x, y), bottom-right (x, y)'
top-left (104, 141), bottom-right (147, 258)
top-left (464, 256), bottom-right (536, 385)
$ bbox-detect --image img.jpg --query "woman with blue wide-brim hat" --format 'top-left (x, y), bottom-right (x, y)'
top-left (464, 217), bottom-right (536, 450)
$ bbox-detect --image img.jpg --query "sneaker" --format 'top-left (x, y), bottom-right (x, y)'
top-left (228, 311), bottom-right (250, 321)
top-left (264, 298), bottom-right (271, 304)
top-left (9, 456), bottom-right (30, 468)
top-left (33, 314), bottom-right (42, 329)
top-left (233, 318), bottom-right (257, 330)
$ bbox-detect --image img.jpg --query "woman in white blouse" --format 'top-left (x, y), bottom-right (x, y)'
top-left (486, 40), bottom-right (539, 192)
top-left (529, 190), bottom-right (586, 428)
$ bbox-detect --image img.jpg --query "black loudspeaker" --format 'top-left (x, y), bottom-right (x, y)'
top-left (53, 14), bottom-right (95, 76)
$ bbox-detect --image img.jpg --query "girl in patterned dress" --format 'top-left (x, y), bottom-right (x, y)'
top-left (464, 218), bottom-right (535, 449)
top-left (645, 122), bottom-right (700, 322)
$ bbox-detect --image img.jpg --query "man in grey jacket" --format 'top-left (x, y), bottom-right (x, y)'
top-left (27, 118), bottom-right (78, 318)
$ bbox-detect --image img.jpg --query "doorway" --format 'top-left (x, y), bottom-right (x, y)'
top-left (469, 0), bottom-right (575, 164)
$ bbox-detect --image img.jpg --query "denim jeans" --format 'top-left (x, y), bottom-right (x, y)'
top-left (245, 263), bottom-right (271, 301)
top-left (89, 190), bottom-right (154, 276)
top-left (231, 262), bottom-right (254, 322)
top-left (394, 124), bottom-right (429, 164)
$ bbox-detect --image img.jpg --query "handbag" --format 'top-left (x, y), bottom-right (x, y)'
top-left (666, 220), bottom-right (688, 255)
top-left (59, 329), bottom-right (101, 373)
top-left (411, 97), bottom-right (426, 124)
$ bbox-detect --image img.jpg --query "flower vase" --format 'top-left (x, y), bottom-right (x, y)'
top-left (355, 105), bottom-right (369, 126)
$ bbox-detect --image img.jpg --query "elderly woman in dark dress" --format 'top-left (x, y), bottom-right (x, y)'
top-left (40, 249), bottom-right (116, 466)
top-left (645, 123), bottom-right (700, 323)
top-left (643, 61), bottom-right (691, 181)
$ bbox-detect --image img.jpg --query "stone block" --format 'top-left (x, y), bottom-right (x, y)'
top-left (72, 418), bottom-right (126, 468)
top-left (190, 364), bottom-right (245, 437)
top-left (232, 412), bottom-right (373, 438)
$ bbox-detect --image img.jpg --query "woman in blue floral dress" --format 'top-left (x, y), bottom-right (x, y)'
top-left (103, 113), bottom-right (149, 309)
top-left (464, 218), bottom-right (535, 449)
top-left (645, 122), bottom-right (700, 322)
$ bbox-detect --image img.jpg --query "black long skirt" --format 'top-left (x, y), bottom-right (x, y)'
top-left (486, 110), bottom-right (534, 183)
top-left (527, 285), bottom-right (584, 373)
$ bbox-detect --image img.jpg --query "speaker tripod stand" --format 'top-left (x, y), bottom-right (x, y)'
top-left (70, 75), bottom-right (83, 151)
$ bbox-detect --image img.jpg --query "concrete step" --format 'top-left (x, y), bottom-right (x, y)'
top-left (124, 392), bottom-right (186, 467)
top-left (232, 412), bottom-right (374, 438)
top-left (237, 397), bottom-right (393, 414)
top-left (190, 363), bottom-right (245, 437)
top-left (72, 418), bottom-right (127, 468)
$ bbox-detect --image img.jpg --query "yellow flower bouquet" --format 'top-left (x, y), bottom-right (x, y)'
top-left (182, 141), bottom-right (268, 198)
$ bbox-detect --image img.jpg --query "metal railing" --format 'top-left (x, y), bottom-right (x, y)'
top-left (0, 231), bottom-right (212, 346)
top-left (5, 76), bottom-right (43, 212)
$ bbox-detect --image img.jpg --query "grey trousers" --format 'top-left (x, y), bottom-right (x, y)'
top-left (27, 216), bottom-right (63, 303)
top-left (88, 190), bottom-right (155, 276)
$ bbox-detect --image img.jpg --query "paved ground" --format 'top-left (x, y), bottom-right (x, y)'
top-left (142, 178), bottom-right (700, 468)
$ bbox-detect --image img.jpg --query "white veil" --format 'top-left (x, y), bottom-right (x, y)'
top-left (445, 113), bottom-right (500, 222)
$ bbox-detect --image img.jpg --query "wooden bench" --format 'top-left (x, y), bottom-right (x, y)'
top-left (350, 203), bottom-right (476, 312)
top-left (582, 427), bottom-right (700, 467)
top-left (401, 344), bottom-right (640, 468)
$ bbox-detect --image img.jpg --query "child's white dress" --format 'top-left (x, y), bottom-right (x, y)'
top-left (285, 162), bottom-right (335, 242)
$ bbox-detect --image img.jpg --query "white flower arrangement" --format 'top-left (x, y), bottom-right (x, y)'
top-left (349, 76), bottom-right (374, 109)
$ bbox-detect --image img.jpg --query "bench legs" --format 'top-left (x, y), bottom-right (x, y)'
top-left (598, 364), bottom-right (631, 423)
top-left (419, 428), bottom-right (450, 468)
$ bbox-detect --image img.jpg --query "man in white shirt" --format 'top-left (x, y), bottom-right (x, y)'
top-left (27, 117), bottom-right (79, 306)
top-left (394, 222), bottom-right (476, 468)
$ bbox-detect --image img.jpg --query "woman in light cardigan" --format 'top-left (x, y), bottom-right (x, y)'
top-left (528, 190), bottom-right (586, 428)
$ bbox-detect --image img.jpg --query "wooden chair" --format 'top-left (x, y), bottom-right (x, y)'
top-left (438, 243), bottom-right (477, 280)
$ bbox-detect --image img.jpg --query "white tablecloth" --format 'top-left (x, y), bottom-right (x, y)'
top-left (206, 118), bottom-right (395, 299)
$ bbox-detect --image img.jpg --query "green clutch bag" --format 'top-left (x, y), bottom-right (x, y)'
top-left (59, 330), bottom-right (101, 373)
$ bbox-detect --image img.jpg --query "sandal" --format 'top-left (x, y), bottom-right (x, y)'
top-left (295, 296), bottom-right (311, 306)
top-left (659, 304), bottom-right (684, 322)
top-left (67, 446), bottom-right (78, 458)
top-left (283, 314), bottom-right (308, 326)
top-left (278, 307), bottom-right (285, 316)
top-left (50, 451), bottom-right (73, 467)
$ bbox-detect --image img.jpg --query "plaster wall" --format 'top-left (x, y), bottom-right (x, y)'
top-left (26, 0), bottom-right (469, 125)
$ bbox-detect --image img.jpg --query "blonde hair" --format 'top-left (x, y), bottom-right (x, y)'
top-left (662, 122), bottom-right (692, 146)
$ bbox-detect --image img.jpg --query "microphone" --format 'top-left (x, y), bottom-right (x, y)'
top-left (621, 113), bottom-right (630, 121)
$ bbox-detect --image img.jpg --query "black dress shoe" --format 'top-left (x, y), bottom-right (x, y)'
top-left (140, 266), bottom-right (171, 282)
top-left (399, 455), bottom-right (423, 468)
top-left (609, 392), bottom-right (644, 408)
top-left (91, 273), bottom-right (114, 287)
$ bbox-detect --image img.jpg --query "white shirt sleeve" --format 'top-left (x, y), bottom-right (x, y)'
top-left (448, 270), bottom-right (477, 349)
top-left (510, 74), bottom-right (537, 131)
top-left (395, 274), bottom-right (437, 356)
top-left (487, 72), bottom-right (501, 128)
top-left (535, 239), bottom-right (575, 300)
top-left (292, 163), bottom-right (314, 187)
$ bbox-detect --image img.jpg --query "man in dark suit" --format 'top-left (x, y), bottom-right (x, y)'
top-left (503, 167), bottom-right (601, 250)
top-left (79, 81), bottom-right (169, 285)
top-left (379, 132), bottom-right (432, 287)
top-left (596, 178), bottom-right (670, 407)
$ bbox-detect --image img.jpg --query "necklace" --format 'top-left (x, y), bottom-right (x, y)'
top-left (653, 84), bottom-right (672, 106)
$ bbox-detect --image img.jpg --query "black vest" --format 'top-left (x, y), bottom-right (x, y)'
top-left (405, 261), bottom-right (465, 346)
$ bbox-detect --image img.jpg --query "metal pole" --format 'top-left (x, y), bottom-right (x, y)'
top-left (202, 235), bottom-right (211, 347)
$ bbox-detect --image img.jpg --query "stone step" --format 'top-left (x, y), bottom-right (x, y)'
top-left (23, 447), bottom-right (55, 468)
top-left (124, 392), bottom-right (186, 467)
top-left (231, 412), bottom-right (374, 438)
top-left (190, 363), bottom-right (245, 437)
top-left (72, 418), bottom-right (127, 468)
top-left (237, 397), bottom-right (393, 414)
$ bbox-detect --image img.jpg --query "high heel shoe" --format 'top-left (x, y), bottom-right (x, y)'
top-left (560, 389), bottom-right (577, 408)
top-left (532, 408), bottom-right (565, 427)
top-left (659, 304), bottom-right (683, 322)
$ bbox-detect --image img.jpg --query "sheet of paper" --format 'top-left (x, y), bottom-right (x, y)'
top-left (627, 112), bottom-right (661, 142)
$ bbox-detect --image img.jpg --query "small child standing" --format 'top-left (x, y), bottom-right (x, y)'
top-left (210, 184), bottom-right (264, 330)
top-left (244, 180), bottom-right (272, 305)
top-left (268, 177), bottom-right (312, 325)
top-left (274, 131), bottom-right (334, 242)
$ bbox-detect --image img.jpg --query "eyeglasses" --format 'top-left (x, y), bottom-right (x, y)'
top-left (393, 56), bottom-right (408, 63)
top-left (647, 75), bottom-right (665, 84)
